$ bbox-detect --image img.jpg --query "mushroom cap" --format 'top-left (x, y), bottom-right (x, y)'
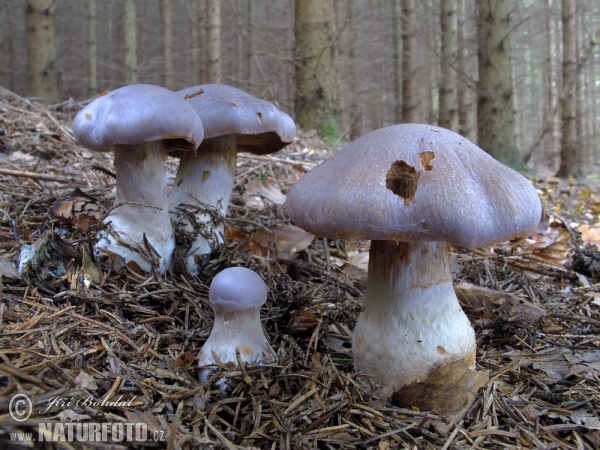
top-left (73, 84), bottom-right (204, 153)
top-left (285, 124), bottom-right (542, 248)
top-left (209, 267), bottom-right (267, 312)
top-left (176, 84), bottom-right (296, 155)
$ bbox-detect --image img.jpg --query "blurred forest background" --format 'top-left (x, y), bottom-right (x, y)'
top-left (1, 0), bottom-right (599, 178)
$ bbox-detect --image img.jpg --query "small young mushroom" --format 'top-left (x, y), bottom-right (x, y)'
top-left (168, 84), bottom-right (296, 275)
top-left (197, 267), bottom-right (275, 385)
top-left (73, 84), bottom-right (204, 273)
top-left (285, 124), bottom-right (542, 412)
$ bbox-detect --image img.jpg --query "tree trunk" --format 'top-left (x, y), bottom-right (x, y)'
top-left (25, 0), bottom-right (60, 103)
top-left (294, 0), bottom-right (340, 138)
top-left (189, 0), bottom-right (200, 84)
top-left (161, 0), bottom-right (174, 89)
top-left (198, 0), bottom-right (208, 82)
top-left (87, 0), bottom-right (97, 98)
top-left (124, 0), bottom-right (137, 85)
top-left (206, 0), bottom-right (222, 83)
top-left (247, 0), bottom-right (257, 91)
top-left (477, 0), bottom-right (525, 171)
top-left (555, 0), bottom-right (578, 178)
top-left (348, 0), bottom-right (362, 141)
top-left (439, 0), bottom-right (458, 131)
top-left (543, 0), bottom-right (558, 170)
top-left (401, 0), bottom-right (418, 123)
top-left (457, 0), bottom-right (477, 142)
top-left (393, 0), bottom-right (403, 124)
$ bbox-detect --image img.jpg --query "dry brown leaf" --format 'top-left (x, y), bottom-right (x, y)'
top-left (0, 255), bottom-right (20, 279)
top-left (176, 352), bottom-right (196, 368)
top-left (242, 180), bottom-right (287, 208)
top-left (249, 225), bottom-right (314, 260)
top-left (224, 226), bottom-right (248, 242)
top-left (124, 409), bottom-right (163, 436)
top-left (49, 195), bottom-right (102, 231)
top-left (343, 250), bottom-right (370, 281)
top-left (523, 224), bottom-right (570, 267)
top-left (73, 371), bottom-right (98, 390)
top-left (9, 150), bottom-right (35, 162)
top-left (287, 308), bottom-right (319, 336)
top-left (392, 356), bottom-right (489, 434)
top-left (456, 283), bottom-right (547, 326)
top-left (577, 224), bottom-right (600, 248)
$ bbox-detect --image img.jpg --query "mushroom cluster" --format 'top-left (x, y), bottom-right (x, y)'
top-left (285, 124), bottom-right (542, 406)
top-left (73, 83), bottom-right (295, 275)
top-left (72, 84), bottom-right (204, 273)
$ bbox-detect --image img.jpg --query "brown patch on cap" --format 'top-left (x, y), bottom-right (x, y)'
top-left (386, 160), bottom-right (420, 205)
top-left (418, 151), bottom-right (435, 171)
top-left (202, 170), bottom-right (211, 182)
top-left (183, 88), bottom-right (204, 100)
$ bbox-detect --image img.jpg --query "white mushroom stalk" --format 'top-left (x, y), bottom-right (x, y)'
top-left (353, 240), bottom-right (475, 389)
top-left (198, 267), bottom-right (275, 386)
top-left (168, 136), bottom-right (236, 274)
top-left (96, 143), bottom-right (174, 273)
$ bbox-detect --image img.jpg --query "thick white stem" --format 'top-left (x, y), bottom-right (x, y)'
top-left (197, 308), bottom-right (274, 384)
top-left (95, 142), bottom-right (174, 273)
top-left (353, 240), bottom-right (475, 389)
top-left (169, 136), bottom-right (236, 274)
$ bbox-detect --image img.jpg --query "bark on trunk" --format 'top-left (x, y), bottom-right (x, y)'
top-left (439, 0), bottom-right (458, 131)
top-left (294, 0), bottom-right (341, 138)
top-left (25, 0), bottom-right (60, 103)
top-left (477, 0), bottom-right (525, 171)
top-left (124, 0), bottom-right (137, 85)
top-left (206, 0), bottom-right (222, 83)
top-left (556, 0), bottom-right (580, 178)
top-left (401, 0), bottom-right (418, 123)
top-left (87, 0), bottom-right (98, 98)
top-left (161, 0), bottom-right (174, 89)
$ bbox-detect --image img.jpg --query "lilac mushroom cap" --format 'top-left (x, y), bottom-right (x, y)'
top-left (197, 267), bottom-right (275, 385)
top-left (285, 124), bottom-right (542, 400)
top-left (73, 84), bottom-right (204, 273)
top-left (168, 84), bottom-right (296, 275)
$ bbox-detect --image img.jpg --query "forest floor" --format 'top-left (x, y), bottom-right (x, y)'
top-left (0, 86), bottom-right (598, 450)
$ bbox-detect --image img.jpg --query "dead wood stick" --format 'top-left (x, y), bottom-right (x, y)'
top-left (0, 362), bottom-right (51, 390)
top-left (0, 168), bottom-right (83, 184)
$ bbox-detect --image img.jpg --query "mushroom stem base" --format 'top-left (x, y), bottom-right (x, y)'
top-left (353, 240), bottom-right (476, 391)
top-left (96, 143), bottom-right (174, 273)
top-left (197, 308), bottom-right (275, 387)
top-left (169, 136), bottom-right (236, 275)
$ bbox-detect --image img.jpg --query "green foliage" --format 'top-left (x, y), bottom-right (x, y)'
top-left (318, 120), bottom-right (341, 144)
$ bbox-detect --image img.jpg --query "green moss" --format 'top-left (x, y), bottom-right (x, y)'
top-left (318, 120), bottom-right (341, 144)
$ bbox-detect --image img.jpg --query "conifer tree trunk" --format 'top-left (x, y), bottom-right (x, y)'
top-left (457, 0), bottom-right (477, 142)
top-left (401, 0), bottom-right (418, 123)
top-left (394, 0), bottom-right (403, 124)
top-left (25, 0), bottom-right (60, 103)
top-left (477, 0), bottom-right (525, 171)
top-left (161, 0), bottom-right (174, 89)
top-left (87, 0), bottom-right (98, 98)
top-left (555, 0), bottom-right (580, 178)
top-left (206, 0), bottom-right (222, 83)
top-left (439, 0), bottom-right (458, 131)
top-left (294, 0), bottom-right (340, 137)
top-left (124, 0), bottom-right (137, 85)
